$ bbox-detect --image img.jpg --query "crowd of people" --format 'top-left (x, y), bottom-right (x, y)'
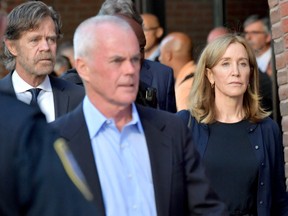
top-left (0, 0), bottom-right (286, 216)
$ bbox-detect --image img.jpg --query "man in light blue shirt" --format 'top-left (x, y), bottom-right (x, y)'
top-left (52, 15), bottom-right (228, 216)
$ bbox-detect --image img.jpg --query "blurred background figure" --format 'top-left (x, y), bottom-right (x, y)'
top-left (243, 15), bottom-right (272, 76)
top-left (0, 92), bottom-right (97, 216)
top-left (53, 55), bottom-right (72, 77)
top-left (141, 13), bottom-right (163, 61)
top-left (207, 26), bottom-right (229, 43)
top-left (243, 14), bottom-right (279, 123)
top-left (159, 32), bottom-right (196, 111)
top-left (57, 40), bottom-right (75, 68)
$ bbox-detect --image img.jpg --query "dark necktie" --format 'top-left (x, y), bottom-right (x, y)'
top-left (28, 88), bottom-right (41, 105)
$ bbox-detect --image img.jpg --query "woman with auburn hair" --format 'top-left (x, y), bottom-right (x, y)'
top-left (178, 34), bottom-right (288, 216)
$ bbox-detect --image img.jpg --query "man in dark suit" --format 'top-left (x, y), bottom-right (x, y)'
top-left (98, 0), bottom-right (177, 113)
top-left (52, 15), bottom-right (228, 216)
top-left (0, 1), bottom-right (84, 122)
top-left (0, 92), bottom-right (97, 216)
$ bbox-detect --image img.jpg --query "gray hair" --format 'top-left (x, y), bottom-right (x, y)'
top-left (243, 14), bottom-right (271, 34)
top-left (98, 0), bottom-right (143, 25)
top-left (74, 15), bottom-right (133, 59)
top-left (2, 1), bottom-right (62, 70)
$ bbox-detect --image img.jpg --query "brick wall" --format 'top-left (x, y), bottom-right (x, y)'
top-left (270, 0), bottom-right (288, 181)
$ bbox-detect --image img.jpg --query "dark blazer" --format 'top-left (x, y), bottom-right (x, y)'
top-left (177, 110), bottom-right (288, 216)
top-left (51, 103), bottom-right (228, 216)
top-left (0, 71), bottom-right (85, 118)
top-left (0, 93), bottom-right (97, 216)
top-left (140, 59), bottom-right (176, 113)
top-left (60, 60), bottom-right (177, 113)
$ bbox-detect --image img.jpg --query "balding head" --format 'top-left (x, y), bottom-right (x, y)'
top-left (159, 32), bottom-right (193, 78)
top-left (74, 15), bottom-right (137, 60)
top-left (160, 32), bottom-right (193, 63)
top-left (207, 26), bottom-right (229, 43)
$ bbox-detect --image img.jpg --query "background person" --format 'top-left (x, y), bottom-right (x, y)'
top-left (0, 92), bottom-right (97, 216)
top-left (178, 34), bottom-right (288, 216)
top-left (159, 32), bottom-right (196, 111)
top-left (0, 1), bottom-right (84, 122)
top-left (141, 13), bottom-right (163, 61)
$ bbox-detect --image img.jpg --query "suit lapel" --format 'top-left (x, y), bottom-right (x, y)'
top-left (140, 60), bottom-right (153, 87)
top-left (137, 106), bottom-right (172, 216)
top-left (0, 72), bottom-right (17, 96)
top-left (60, 106), bottom-right (106, 216)
top-left (49, 76), bottom-right (69, 118)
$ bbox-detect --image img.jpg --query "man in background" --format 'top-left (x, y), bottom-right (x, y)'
top-left (141, 13), bottom-right (163, 61)
top-left (159, 32), bottom-right (196, 111)
top-left (243, 15), bottom-right (273, 76)
top-left (207, 26), bottom-right (229, 43)
top-left (98, 0), bottom-right (177, 113)
top-left (0, 1), bottom-right (84, 122)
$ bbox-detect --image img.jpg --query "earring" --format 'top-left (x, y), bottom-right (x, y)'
top-left (211, 82), bottom-right (215, 88)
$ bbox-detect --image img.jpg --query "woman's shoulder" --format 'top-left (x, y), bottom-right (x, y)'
top-left (258, 117), bottom-right (279, 131)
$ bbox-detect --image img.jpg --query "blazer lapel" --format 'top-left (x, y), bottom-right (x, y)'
top-left (60, 105), bottom-right (106, 216)
top-left (137, 106), bottom-right (172, 216)
top-left (140, 60), bottom-right (153, 87)
top-left (49, 76), bottom-right (69, 118)
top-left (0, 72), bottom-right (17, 96)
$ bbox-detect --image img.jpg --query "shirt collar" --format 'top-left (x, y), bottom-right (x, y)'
top-left (12, 70), bottom-right (52, 93)
top-left (83, 96), bottom-right (143, 139)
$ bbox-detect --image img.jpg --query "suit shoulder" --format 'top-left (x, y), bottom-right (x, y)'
top-left (144, 59), bottom-right (173, 73)
top-left (50, 76), bottom-right (84, 92)
top-left (137, 105), bottom-right (183, 123)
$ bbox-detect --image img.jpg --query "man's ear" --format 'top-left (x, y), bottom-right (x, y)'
top-left (206, 68), bottom-right (214, 85)
top-left (75, 58), bottom-right (89, 83)
top-left (5, 39), bottom-right (18, 56)
top-left (265, 33), bottom-right (272, 44)
top-left (156, 27), bottom-right (164, 39)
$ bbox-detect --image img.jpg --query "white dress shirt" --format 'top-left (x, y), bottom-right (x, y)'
top-left (12, 71), bottom-right (55, 122)
top-left (256, 47), bottom-right (271, 73)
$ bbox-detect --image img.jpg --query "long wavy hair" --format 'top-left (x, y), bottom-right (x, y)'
top-left (188, 34), bottom-right (270, 124)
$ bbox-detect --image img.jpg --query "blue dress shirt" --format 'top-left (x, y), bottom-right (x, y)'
top-left (83, 97), bottom-right (157, 216)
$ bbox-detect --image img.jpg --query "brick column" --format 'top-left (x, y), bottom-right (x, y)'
top-left (269, 0), bottom-right (288, 184)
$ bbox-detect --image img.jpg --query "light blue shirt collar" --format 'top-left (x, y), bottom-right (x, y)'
top-left (83, 96), bottom-right (143, 139)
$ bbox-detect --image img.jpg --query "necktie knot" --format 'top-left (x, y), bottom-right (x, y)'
top-left (28, 88), bottom-right (41, 105)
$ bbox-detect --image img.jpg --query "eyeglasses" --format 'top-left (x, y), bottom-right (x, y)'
top-left (242, 31), bottom-right (267, 36)
top-left (143, 26), bottom-right (159, 32)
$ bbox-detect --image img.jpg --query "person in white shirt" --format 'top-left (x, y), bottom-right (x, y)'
top-left (243, 15), bottom-right (273, 76)
top-left (0, 1), bottom-right (84, 122)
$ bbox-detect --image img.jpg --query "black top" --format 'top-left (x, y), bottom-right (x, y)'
top-left (203, 120), bottom-right (258, 215)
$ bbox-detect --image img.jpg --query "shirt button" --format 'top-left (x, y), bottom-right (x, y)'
top-left (260, 182), bottom-right (264, 186)
top-left (128, 174), bottom-right (132, 179)
top-left (259, 201), bottom-right (264, 205)
top-left (132, 204), bottom-right (138, 209)
top-left (106, 119), bottom-right (112, 124)
top-left (261, 162), bottom-right (264, 166)
top-left (255, 145), bottom-right (259, 150)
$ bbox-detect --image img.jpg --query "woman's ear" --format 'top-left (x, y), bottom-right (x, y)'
top-left (206, 68), bottom-right (214, 85)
